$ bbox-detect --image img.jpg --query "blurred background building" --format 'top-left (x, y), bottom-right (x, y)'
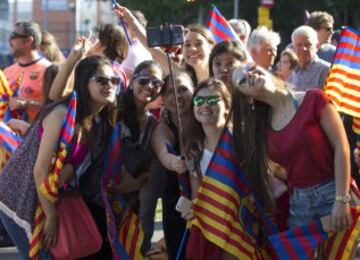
top-left (0, 0), bottom-right (116, 67)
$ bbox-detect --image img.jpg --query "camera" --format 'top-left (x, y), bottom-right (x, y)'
top-left (147, 25), bottom-right (184, 47)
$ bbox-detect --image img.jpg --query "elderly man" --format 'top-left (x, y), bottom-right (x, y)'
top-left (4, 21), bottom-right (51, 122)
top-left (247, 26), bottom-right (281, 71)
top-left (290, 25), bottom-right (330, 91)
top-left (229, 19), bottom-right (251, 45)
top-left (306, 11), bottom-right (336, 63)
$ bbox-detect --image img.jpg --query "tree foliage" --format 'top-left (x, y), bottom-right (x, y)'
top-left (115, 0), bottom-right (360, 47)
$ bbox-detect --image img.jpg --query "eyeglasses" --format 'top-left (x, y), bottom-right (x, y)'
top-left (319, 27), bottom-right (333, 32)
top-left (134, 75), bottom-right (164, 89)
top-left (90, 75), bottom-right (121, 86)
top-left (9, 32), bottom-right (29, 40)
top-left (193, 95), bottom-right (221, 107)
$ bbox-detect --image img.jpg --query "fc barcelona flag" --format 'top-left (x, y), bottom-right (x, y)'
top-left (102, 123), bottom-right (144, 260)
top-left (188, 128), bottom-right (276, 259)
top-left (207, 5), bottom-right (239, 43)
top-left (324, 27), bottom-right (360, 118)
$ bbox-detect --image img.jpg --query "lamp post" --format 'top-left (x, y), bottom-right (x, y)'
top-left (43, 0), bottom-right (49, 31)
top-left (234, 0), bottom-right (239, 19)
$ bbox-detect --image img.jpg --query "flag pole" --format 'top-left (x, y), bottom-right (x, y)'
top-left (112, 0), bottom-right (132, 46)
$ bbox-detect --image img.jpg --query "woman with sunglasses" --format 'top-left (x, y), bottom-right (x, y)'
top-left (183, 78), bottom-right (233, 259)
top-left (49, 24), bottom-right (129, 101)
top-left (0, 56), bottom-right (117, 259)
top-left (113, 5), bottom-right (215, 86)
top-left (109, 60), bottom-right (164, 193)
top-left (151, 69), bottom-right (194, 259)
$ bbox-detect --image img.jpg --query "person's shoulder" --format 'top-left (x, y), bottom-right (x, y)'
top-left (4, 63), bottom-right (19, 73)
top-left (305, 89), bottom-right (329, 102)
top-left (315, 57), bottom-right (330, 68)
top-left (319, 43), bottom-right (336, 52)
top-left (35, 58), bottom-right (52, 68)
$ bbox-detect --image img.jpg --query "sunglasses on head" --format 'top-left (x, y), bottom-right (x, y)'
top-left (134, 75), bottom-right (164, 89)
top-left (9, 32), bottom-right (29, 40)
top-left (193, 95), bottom-right (221, 107)
top-left (90, 75), bottom-right (121, 86)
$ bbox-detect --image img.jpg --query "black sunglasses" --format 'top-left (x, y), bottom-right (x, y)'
top-left (90, 75), bottom-right (121, 86)
top-left (134, 75), bottom-right (164, 89)
top-left (9, 32), bottom-right (30, 40)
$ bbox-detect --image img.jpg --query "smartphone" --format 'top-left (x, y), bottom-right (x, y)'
top-left (175, 195), bottom-right (192, 214)
top-left (147, 25), bottom-right (184, 47)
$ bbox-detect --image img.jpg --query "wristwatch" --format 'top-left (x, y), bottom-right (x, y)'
top-left (335, 194), bottom-right (351, 203)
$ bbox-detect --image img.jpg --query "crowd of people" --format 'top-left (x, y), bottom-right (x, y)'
top-left (0, 3), bottom-right (359, 260)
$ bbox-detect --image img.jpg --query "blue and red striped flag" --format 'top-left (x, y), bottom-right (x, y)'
top-left (30, 92), bottom-right (77, 259)
top-left (188, 127), bottom-right (360, 259)
top-left (188, 128), bottom-right (276, 258)
top-left (102, 123), bottom-right (144, 260)
top-left (268, 205), bottom-right (360, 260)
top-left (0, 121), bottom-right (23, 153)
top-left (324, 27), bottom-right (360, 117)
top-left (207, 5), bottom-right (239, 43)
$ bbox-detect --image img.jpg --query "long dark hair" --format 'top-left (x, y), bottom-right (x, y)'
top-left (209, 40), bottom-right (248, 90)
top-left (98, 23), bottom-right (129, 63)
top-left (183, 25), bottom-right (215, 86)
top-left (37, 56), bottom-right (117, 144)
top-left (184, 78), bottom-right (231, 173)
top-left (208, 41), bottom-right (274, 209)
top-left (117, 60), bottom-right (163, 142)
top-left (232, 91), bottom-right (274, 209)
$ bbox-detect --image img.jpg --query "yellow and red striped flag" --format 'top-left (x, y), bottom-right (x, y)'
top-left (324, 27), bottom-right (360, 118)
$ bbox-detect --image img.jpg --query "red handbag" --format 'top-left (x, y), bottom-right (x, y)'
top-left (50, 194), bottom-right (103, 260)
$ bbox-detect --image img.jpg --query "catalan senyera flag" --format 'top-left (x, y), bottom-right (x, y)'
top-left (29, 92), bottom-right (77, 259)
top-left (188, 128), bottom-right (275, 259)
top-left (324, 27), bottom-right (360, 118)
top-left (102, 123), bottom-right (143, 260)
top-left (207, 5), bottom-right (239, 43)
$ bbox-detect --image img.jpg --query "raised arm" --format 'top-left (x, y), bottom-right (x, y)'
top-left (48, 38), bottom-right (89, 101)
top-left (152, 122), bottom-right (187, 174)
top-left (113, 4), bottom-right (179, 75)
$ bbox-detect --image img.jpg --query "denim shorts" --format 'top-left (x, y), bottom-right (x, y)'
top-left (289, 179), bottom-right (335, 228)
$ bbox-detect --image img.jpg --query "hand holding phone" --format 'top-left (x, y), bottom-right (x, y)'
top-left (175, 196), bottom-right (192, 214)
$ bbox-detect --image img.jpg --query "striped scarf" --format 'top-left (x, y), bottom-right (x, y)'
top-left (29, 92), bottom-right (77, 259)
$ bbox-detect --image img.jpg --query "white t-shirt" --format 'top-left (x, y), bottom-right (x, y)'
top-left (200, 148), bottom-right (213, 176)
top-left (120, 40), bottom-right (152, 75)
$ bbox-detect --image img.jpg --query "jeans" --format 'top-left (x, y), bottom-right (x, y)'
top-left (0, 210), bottom-right (52, 260)
top-left (289, 179), bottom-right (335, 228)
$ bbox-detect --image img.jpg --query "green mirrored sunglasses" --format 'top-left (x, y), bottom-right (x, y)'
top-left (193, 95), bottom-right (221, 107)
